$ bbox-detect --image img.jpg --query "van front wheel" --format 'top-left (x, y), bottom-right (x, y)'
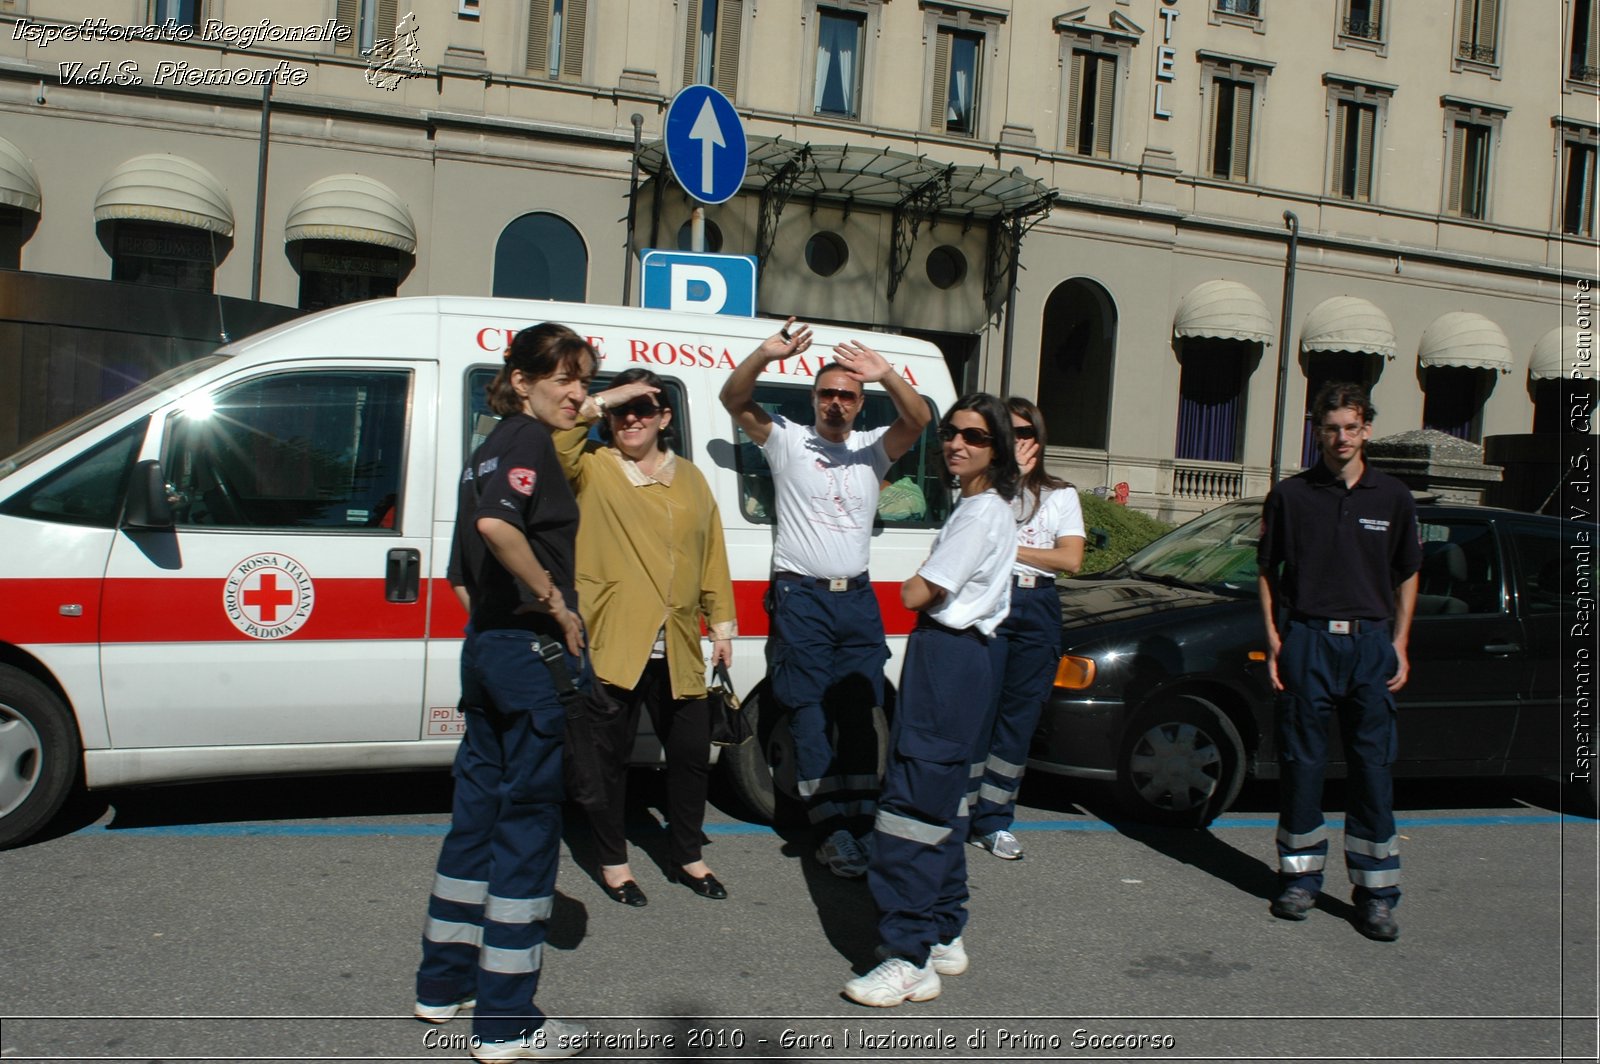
top-left (0, 666), bottom-right (80, 849)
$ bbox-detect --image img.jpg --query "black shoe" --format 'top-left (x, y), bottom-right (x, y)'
top-left (1270, 887), bottom-right (1316, 921)
top-left (1356, 898), bottom-right (1399, 941)
top-left (602, 879), bottom-right (648, 907)
top-left (672, 868), bottom-right (728, 900)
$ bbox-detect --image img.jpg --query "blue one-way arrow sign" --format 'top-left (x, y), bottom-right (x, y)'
top-left (664, 85), bottom-right (747, 206)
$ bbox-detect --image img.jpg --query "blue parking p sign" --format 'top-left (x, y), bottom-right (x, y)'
top-left (663, 85), bottom-right (748, 205)
top-left (639, 250), bottom-right (757, 316)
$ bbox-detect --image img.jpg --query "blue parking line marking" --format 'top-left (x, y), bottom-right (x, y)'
top-left (73, 812), bottom-right (1589, 839)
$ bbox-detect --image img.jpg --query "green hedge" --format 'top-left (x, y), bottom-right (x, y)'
top-left (1075, 494), bottom-right (1175, 576)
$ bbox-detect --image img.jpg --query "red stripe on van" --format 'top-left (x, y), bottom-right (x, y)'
top-left (728, 579), bottom-right (917, 637)
top-left (0, 578), bottom-right (426, 644)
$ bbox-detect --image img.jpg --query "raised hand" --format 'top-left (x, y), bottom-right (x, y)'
top-left (831, 339), bottom-right (892, 383)
top-left (755, 316), bottom-right (813, 362)
top-left (1016, 436), bottom-right (1041, 476)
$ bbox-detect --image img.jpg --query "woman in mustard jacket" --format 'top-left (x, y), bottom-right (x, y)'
top-left (556, 367), bottom-right (737, 905)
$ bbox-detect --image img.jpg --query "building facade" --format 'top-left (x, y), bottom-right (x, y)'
top-left (0, 0), bottom-right (1593, 516)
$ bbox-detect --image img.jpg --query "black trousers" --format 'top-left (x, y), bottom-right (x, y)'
top-left (589, 658), bottom-right (713, 869)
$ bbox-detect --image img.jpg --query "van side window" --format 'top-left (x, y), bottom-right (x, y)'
top-left (162, 372), bottom-right (410, 530)
top-left (0, 419), bottom-right (146, 528)
top-left (464, 368), bottom-right (691, 457)
top-left (733, 383), bottom-right (950, 529)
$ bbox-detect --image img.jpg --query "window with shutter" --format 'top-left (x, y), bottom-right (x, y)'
top-left (1563, 137), bottom-right (1597, 237)
top-left (527, 0), bottom-right (551, 76)
top-left (1353, 105), bottom-right (1374, 200)
top-left (1446, 120), bottom-right (1492, 220)
top-left (335, 0), bottom-right (358, 55)
top-left (1572, 0), bottom-right (1598, 83)
top-left (681, 0), bottom-right (740, 95)
top-left (1064, 51), bottom-right (1115, 158)
top-left (1456, 0), bottom-right (1498, 64)
top-left (526, 0), bottom-right (588, 81)
top-left (561, 0), bottom-right (587, 81)
top-left (1342, 0), bottom-right (1382, 41)
top-left (1063, 51), bottom-right (1083, 151)
top-left (1229, 81), bottom-right (1252, 181)
top-left (1331, 99), bottom-right (1376, 200)
top-left (928, 29), bottom-right (951, 133)
top-left (1093, 53), bottom-right (1116, 157)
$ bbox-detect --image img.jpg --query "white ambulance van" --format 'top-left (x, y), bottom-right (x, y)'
top-left (0, 296), bottom-right (959, 847)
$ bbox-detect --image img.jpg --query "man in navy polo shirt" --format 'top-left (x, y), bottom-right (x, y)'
top-left (1257, 381), bottom-right (1420, 941)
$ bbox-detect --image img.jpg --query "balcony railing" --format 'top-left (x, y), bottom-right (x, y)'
top-left (1342, 16), bottom-right (1381, 40)
top-left (1173, 463), bottom-right (1244, 501)
top-left (1216, 0), bottom-right (1261, 15)
top-left (1457, 41), bottom-right (1497, 63)
top-left (1572, 62), bottom-right (1600, 84)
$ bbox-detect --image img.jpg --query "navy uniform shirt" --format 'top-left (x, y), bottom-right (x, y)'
top-left (1257, 461), bottom-right (1422, 621)
top-left (447, 413), bottom-right (579, 635)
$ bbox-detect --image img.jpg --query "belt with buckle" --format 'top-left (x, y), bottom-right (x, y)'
top-left (1014, 573), bottom-right (1056, 589)
top-left (1292, 614), bottom-right (1382, 635)
top-left (773, 570), bottom-right (870, 593)
top-left (915, 614), bottom-right (988, 643)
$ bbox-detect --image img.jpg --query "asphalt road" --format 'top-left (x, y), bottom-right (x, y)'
top-left (1, 770), bottom-right (1595, 1064)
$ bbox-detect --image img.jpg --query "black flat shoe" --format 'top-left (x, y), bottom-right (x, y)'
top-left (601, 880), bottom-right (648, 907)
top-left (672, 869), bottom-right (728, 900)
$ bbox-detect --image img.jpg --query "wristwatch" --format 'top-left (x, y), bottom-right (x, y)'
top-left (592, 395), bottom-right (607, 418)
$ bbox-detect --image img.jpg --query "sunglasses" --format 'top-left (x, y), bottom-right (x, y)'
top-left (937, 425), bottom-right (995, 448)
top-left (816, 388), bottom-right (862, 403)
top-left (606, 400), bottom-right (662, 421)
top-left (1012, 425), bottom-right (1038, 440)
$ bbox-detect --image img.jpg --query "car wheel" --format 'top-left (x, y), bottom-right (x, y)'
top-left (1112, 694), bottom-right (1245, 828)
top-left (0, 666), bottom-right (81, 850)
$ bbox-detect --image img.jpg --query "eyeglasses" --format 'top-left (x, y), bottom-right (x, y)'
top-left (937, 425), bottom-right (995, 448)
top-left (816, 388), bottom-right (862, 403)
top-left (1012, 425), bottom-right (1038, 440)
top-left (606, 400), bottom-right (661, 421)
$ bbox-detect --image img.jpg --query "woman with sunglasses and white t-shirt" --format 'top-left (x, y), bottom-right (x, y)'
top-left (968, 396), bottom-right (1085, 861)
top-left (554, 367), bottom-right (738, 906)
top-left (845, 393), bottom-right (1019, 1009)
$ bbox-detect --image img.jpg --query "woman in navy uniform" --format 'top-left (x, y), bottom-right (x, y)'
top-left (846, 393), bottom-right (1019, 1008)
top-left (415, 323), bottom-right (594, 1061)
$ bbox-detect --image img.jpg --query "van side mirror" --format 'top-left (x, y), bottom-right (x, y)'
top-left (123, 459), bottom-right (174, 529)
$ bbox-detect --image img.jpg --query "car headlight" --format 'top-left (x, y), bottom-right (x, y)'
top-left (1053, 655), bottom-right (1097, 690)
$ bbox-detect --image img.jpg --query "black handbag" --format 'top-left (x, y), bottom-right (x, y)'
top-left (563, 678), bottom-right (628, 809)
top-left (707, 662), bottom-right (751, 747)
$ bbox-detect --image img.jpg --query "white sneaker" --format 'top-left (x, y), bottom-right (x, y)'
top-left (471, 1018), bottom-right (588, 1060)
top-left (816, 828), bottom-right (868, 878)
top-left (413, 994), bottom-right (475, 1023)
top-left (929, 936), bottom-right (969, 976)
top-left (843, 957), bottom-right (942, 1007)
top-left (971, 829), bottom-right (1023, 860)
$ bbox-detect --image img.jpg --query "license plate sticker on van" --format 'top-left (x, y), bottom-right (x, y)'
top-left (426, 706), bottom-right (466, 737)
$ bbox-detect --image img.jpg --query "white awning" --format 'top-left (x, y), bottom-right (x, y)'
top-left (93, 154), bottom-right (233, 235)
top-left (284, 174), bottom-right (416, 253)
top-left (1418, 311), bottom-right (1513, 373)
top-left (0, 136), bottom-right (40, 214)
top-left (1173, 279), bottom-right (1274, 344)
top-left (1530, 326), bottom-right (1585, 380)
top-left (1299, 296), bottom-right (1396, 359)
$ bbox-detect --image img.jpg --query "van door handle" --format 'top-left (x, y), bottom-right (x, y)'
top-left (386, 548), bottom-right (420, 603)
top-left (1482, 642), bottom-right (1521, 655)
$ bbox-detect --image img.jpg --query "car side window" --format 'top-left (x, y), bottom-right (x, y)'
top-left (1415, 521), bottom-right (1503, 616)
top-left (463, 368), bottom-right (692, 458)
top-left (162, 371), bottom-right (410, 530)
top-left (1510, 522), bottom-right (1584, 615)
top-left (0, 418), bottom-right (146, 528)
top-left (733, 383), bottom-right (950, 529)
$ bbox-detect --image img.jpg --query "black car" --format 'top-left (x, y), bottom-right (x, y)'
top-left (1029, 498), bottom-right (1589, 826)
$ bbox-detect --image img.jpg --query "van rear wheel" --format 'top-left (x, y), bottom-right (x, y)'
top-left (720, 687), bottom-right (804, 826)
top-left (0, 666), bottom-right (80, 849)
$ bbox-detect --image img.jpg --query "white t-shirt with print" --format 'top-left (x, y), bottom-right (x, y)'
top-left (762, 414), bottom-right (891, 578)
top-left (918, 489), bottom-right (1017, 636)
top-left (1013, 485), bottom-right (1086, 578)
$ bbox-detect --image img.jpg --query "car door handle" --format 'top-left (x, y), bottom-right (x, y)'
top-left (386, 548), bottom-right (420, 603)
top-left (1482, 642), bottom-right (1521, 655)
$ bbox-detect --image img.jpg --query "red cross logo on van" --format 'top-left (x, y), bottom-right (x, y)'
top-left (222, 553), bottom-right (316, 640)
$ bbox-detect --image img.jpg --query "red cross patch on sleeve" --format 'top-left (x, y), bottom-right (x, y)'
top-left (507, 467), bottom-right (537, 496)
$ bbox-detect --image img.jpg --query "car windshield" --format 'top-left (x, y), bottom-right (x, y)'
top-left (1124, 500), bottom-right (1263, 593)
top-left (0, 356), bottom-right (227, 479)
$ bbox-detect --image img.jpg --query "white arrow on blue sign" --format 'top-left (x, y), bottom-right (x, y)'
top-left (663, 85), bottom-right (748, 206)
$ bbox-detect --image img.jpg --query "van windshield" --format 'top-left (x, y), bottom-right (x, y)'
top-left (0, 356), bottom-right (227, 478)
